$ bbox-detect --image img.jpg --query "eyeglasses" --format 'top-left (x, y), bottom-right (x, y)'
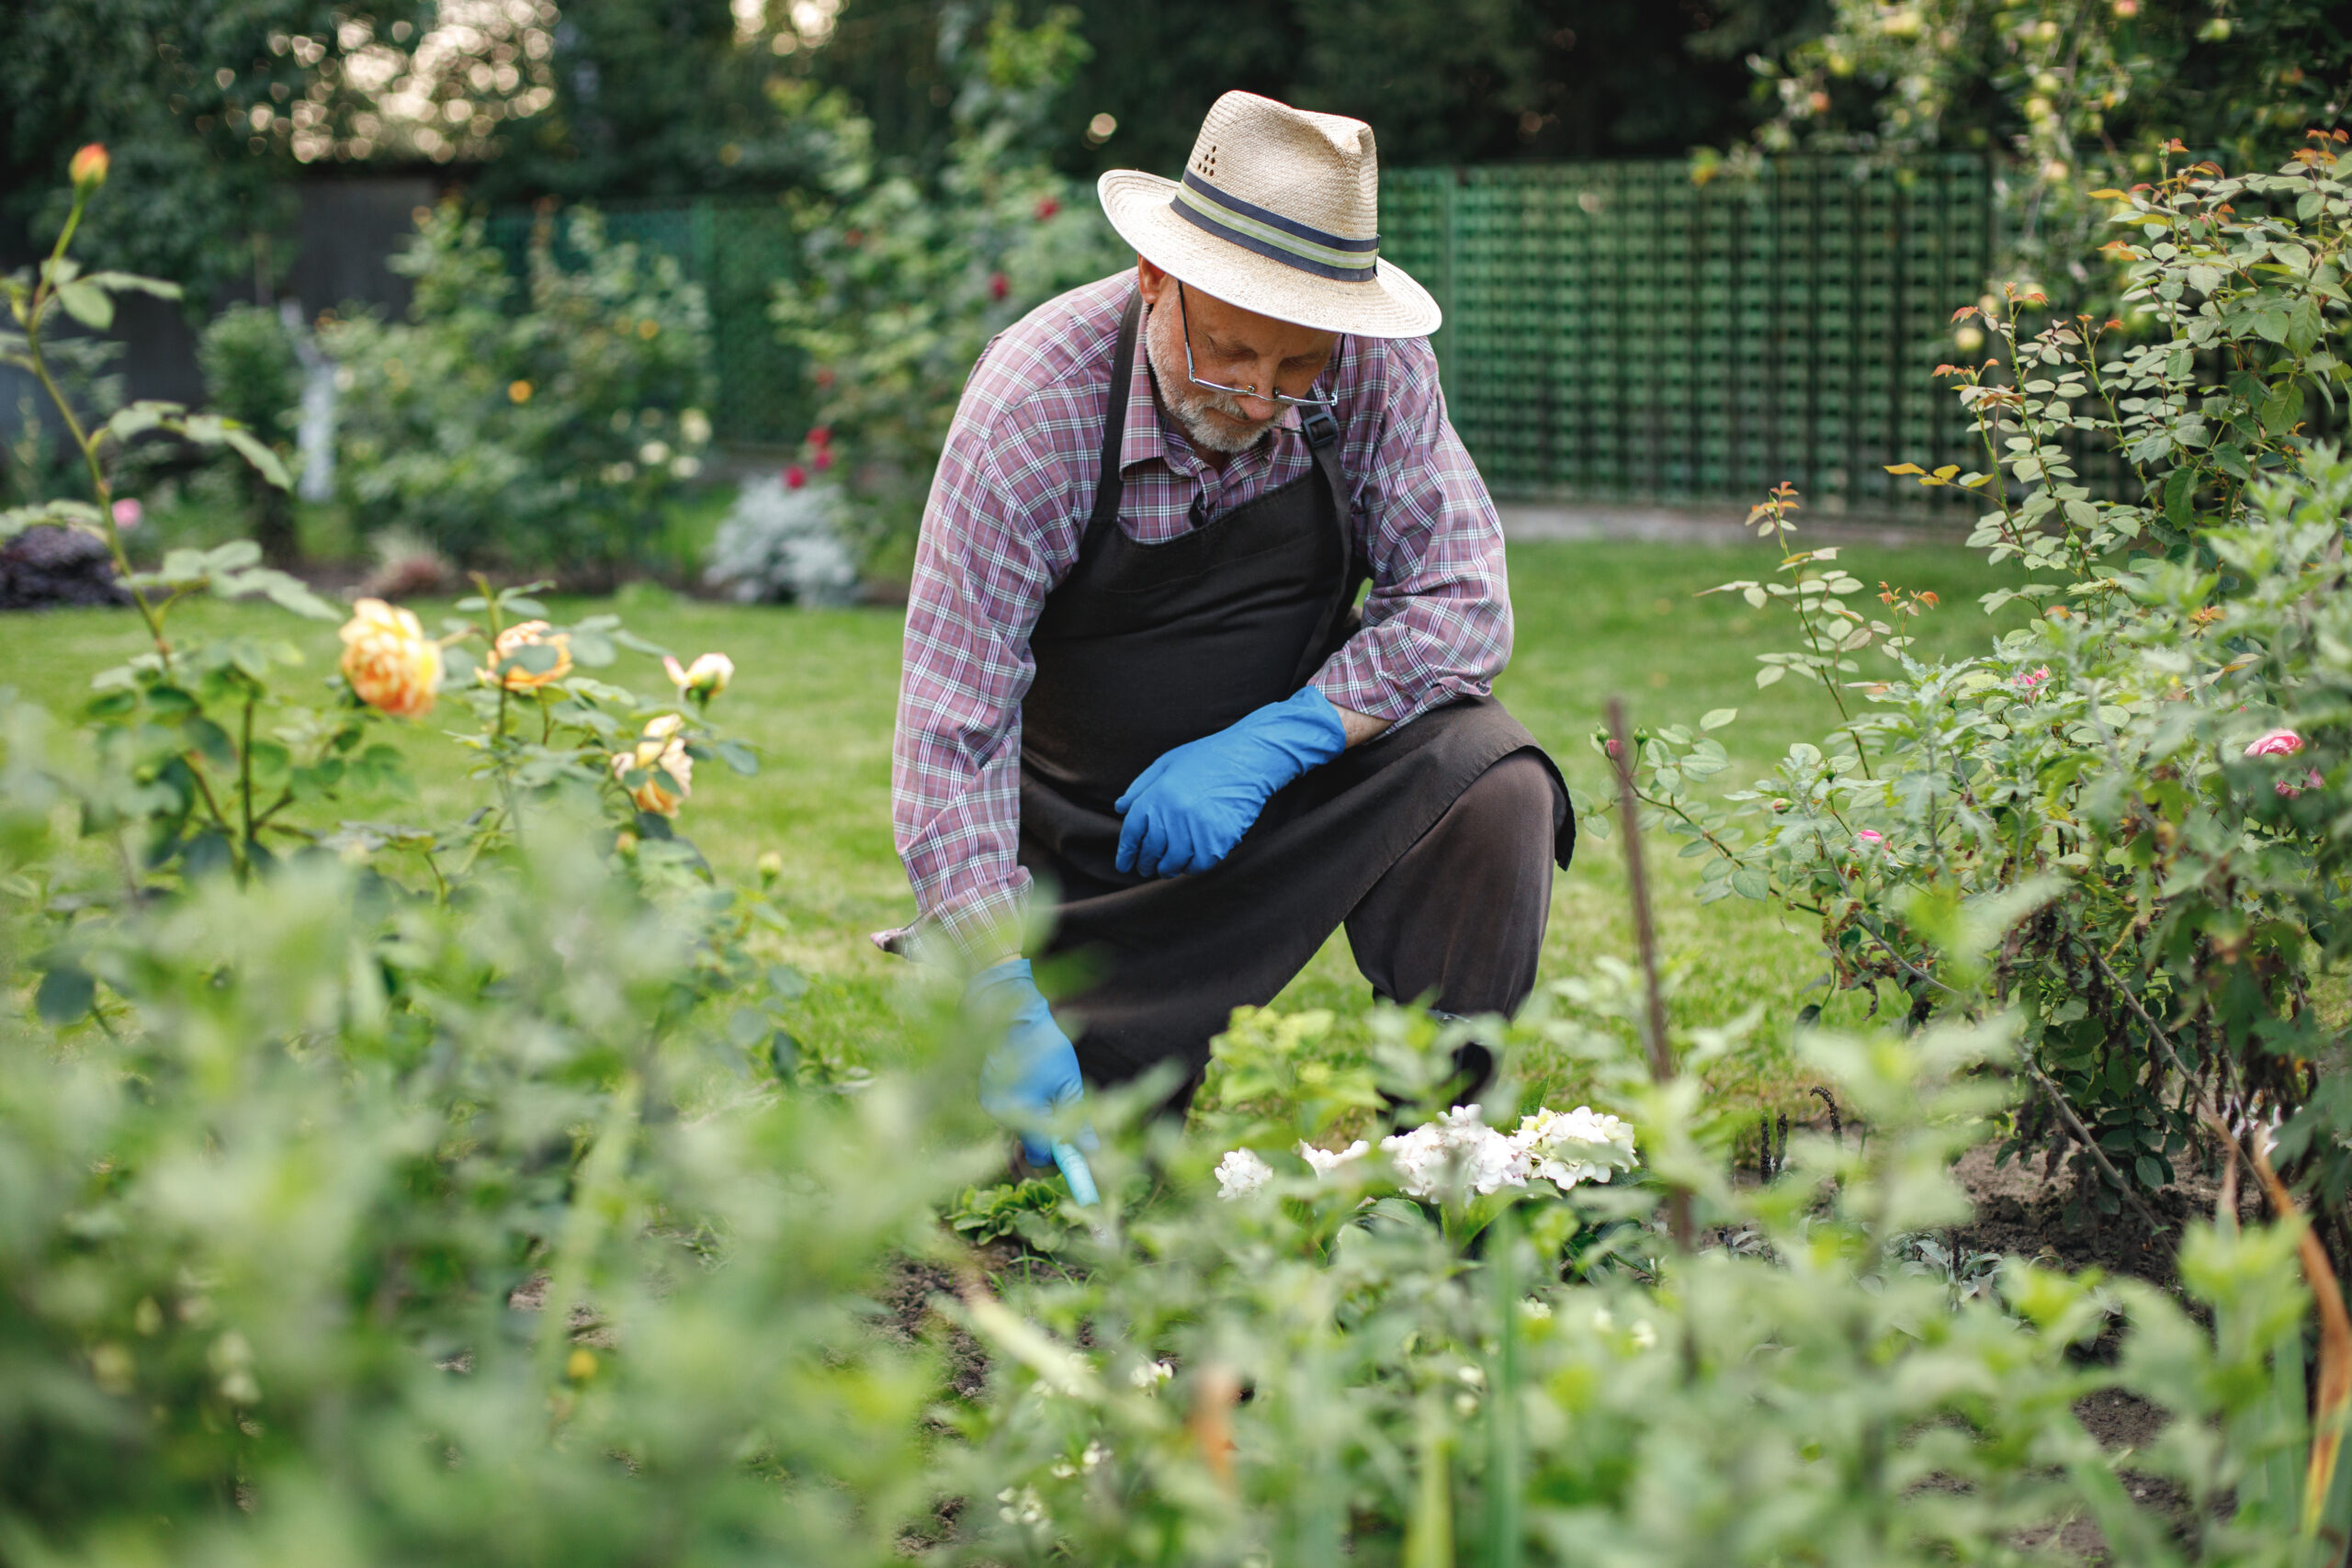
top-left (1175, 282), bottom-right (1339, 411)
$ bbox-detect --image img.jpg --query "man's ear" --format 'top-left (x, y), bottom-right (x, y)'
top-left (1135, 255), bottom-right (1170, 308)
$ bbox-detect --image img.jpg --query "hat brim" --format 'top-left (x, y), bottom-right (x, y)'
top-left (1096, 170), bottom-right (1442, 340)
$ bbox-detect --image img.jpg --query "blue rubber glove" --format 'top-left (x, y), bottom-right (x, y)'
top-left (971, 958), bottom-right (1096, 1168)
top-left (1114, 686), bottom-right (1349, 879)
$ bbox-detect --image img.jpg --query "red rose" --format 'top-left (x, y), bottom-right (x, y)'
top-left (814, 367), bottom-right (836, 389)
top-left (989, 271), bottom-right (1009, 301)
top-left (1035, 196), bottom-right (1060, 220)
top-left (808, 425), bottom-right (832, 446)
top-left (784, 465), bottom-right (808, 490)
top-left (813, 448), bottom-right (833, 471)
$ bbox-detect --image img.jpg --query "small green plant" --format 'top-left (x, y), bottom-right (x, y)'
top-left (949, 1178), bottom-right (1076, 1251)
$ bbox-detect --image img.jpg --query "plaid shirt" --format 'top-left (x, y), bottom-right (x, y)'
top-left (889, 271), bottom-right (1512, 956)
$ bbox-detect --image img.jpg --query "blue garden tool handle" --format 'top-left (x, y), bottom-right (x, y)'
top-left (1052, 1140), bottom-right (1101, 1207)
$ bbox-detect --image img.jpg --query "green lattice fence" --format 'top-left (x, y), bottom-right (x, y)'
top-left (1381, 157), bottom-right (1997, 513)
top-left (488, 160), bottom-right (1997, 513)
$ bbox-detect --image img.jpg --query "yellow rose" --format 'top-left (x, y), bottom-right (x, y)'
top-left (338, 597), bottom-right (443, 718)
top-left (479, 619), bottom-right (573, 692)
top-left (612, 713), bottom-right (693, 817)
top-left (662, 650), bottom-right (734, 702)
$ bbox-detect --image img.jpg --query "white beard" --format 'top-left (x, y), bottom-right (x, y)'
top-left (1142, 302), bottom-right (1280, 456)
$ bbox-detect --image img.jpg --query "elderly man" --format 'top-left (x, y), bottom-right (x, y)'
top-left (887, 91), bottom-right (1573, 1168)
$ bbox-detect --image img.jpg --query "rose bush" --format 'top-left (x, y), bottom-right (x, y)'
top-left (1613, 135), bottom-right (2352, 1229)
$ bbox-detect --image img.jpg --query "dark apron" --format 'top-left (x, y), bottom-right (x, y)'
top-left (1020, 289), bottom-right (1572, 1085)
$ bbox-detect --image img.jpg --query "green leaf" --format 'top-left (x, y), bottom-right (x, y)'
top-left (55, 279), bottom-right (112, 331)
top-left (77, 270), bottom-right (181, 300)
top-left (34, 963), bottom-right (96, 1024)
top-left (252, 570), bottom-right (340, 621)
top-left (1755, 665), bottom-right (1786, 688)
top-left (1700, 707), bottom-right (1737, 731)
top-left (1730, 865), bottom-right (1770, 899)
top-left (222, 428), bottom-right (291, 491)
top-left (2133, 1155), bottom-right (2165, 1190)
top-left (2164, 467), bottom-right (2194, 530)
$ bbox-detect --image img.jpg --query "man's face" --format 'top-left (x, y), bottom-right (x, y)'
top-left (1136, 258), bottom-right (1338, 457)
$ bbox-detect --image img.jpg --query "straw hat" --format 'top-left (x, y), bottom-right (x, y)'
top-left (1096, 91), bottom-right (1441, 340)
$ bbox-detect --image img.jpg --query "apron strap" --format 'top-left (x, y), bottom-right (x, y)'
top-left (1074, 288), bottom-right (1144, 571)
top-left (1076, 288), bottom-right (1354, 694)
top-left (1288, 403), bottom-right (1358, 691)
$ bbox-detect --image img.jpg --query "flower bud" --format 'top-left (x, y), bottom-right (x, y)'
top-left (663, 650), bottom-right (733, 702)
top-left (70, 143), bottom-right (109, 190)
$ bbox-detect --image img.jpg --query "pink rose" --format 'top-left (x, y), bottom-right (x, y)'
top-left (989, 271), bottom-right (1009, 301)
top-left (2011, 665), bottom-right (2050, 691)
top-left (110, 497), bottom-right (142, 529)
top-left (2245, 728), bottom-right (2304, 758)
top-left (784, 465), bottom-right (808, 491)
top-left (1857, 829), bottom-right (1885, 844)
top-left (813, 447), bottom-right (833, 472)
top-left (2278, 768), bottom-right (2324, 799)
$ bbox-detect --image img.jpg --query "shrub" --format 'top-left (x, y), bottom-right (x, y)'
top-left (703, 471), bottom-right (861, 605)
top-left (1619, 135), bottom-right (2352, 1226)
top-left (195, 301), bottom-right (301, 563)
top-left (770, 5), bottom-right (1126, 561)
top-left (326, 206), bottom-right (714, 577)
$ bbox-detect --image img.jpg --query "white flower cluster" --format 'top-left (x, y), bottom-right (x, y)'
top-left (1382, 1105), bottom-right (1531, 1198)
top-left (1511, 1105), bottom-right (1637, 1193)
top-left (1215, 1105), bottom-right (1635, 1204)
top-left (1215, 1147), bottom-right (1274, 1200)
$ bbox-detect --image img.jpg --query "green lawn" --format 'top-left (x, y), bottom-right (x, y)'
top-left (1, 536), bottom-right (2030, 1120)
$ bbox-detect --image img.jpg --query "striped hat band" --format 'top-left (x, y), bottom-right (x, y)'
top-left (1168, 169), bottom-right (1380, 284)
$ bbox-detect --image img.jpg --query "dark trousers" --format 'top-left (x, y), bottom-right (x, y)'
top-left (1344, 750), bottom-right (1565, 1016)
top-left (1120, 750), bottom-right (1565, 1113)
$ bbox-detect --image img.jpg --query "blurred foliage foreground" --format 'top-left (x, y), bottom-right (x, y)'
top-left (8, 141), bottom-right (2352, 1568)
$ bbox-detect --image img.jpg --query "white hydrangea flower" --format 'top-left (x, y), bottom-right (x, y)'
top-left (1215, 1147), bottom-right (1274, 1200)
top-left (1296, 1137), bottom-right (1372, 1176)
top-left (1510, 1105), bottom-right (1637, 1194)
top-left (1379, 1105), bottom-right (1531, 1199)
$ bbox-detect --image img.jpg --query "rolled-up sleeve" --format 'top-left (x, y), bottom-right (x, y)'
top-left (1309, 337), bottom-right (1511, 727)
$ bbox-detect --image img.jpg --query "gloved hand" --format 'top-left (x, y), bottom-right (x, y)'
top-left (971, 957), bottom-right (1095, 1168)
top-left (1115, 685), bottom-right (1348, 878)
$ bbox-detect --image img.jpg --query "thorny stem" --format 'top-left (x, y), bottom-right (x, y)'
top-left (1766, 507), bottom-right (1877, 781)
top-left (184, 755), bottom-right (235, 840)
top-left (22, 192), bottom-right (169, 660)
top-left (1608, 696), bottom-right (1691, 1249)
top-left (240, 694), bottom-right (256, 847)
top-left (1855, 910), bottom-right (2169, 1234)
